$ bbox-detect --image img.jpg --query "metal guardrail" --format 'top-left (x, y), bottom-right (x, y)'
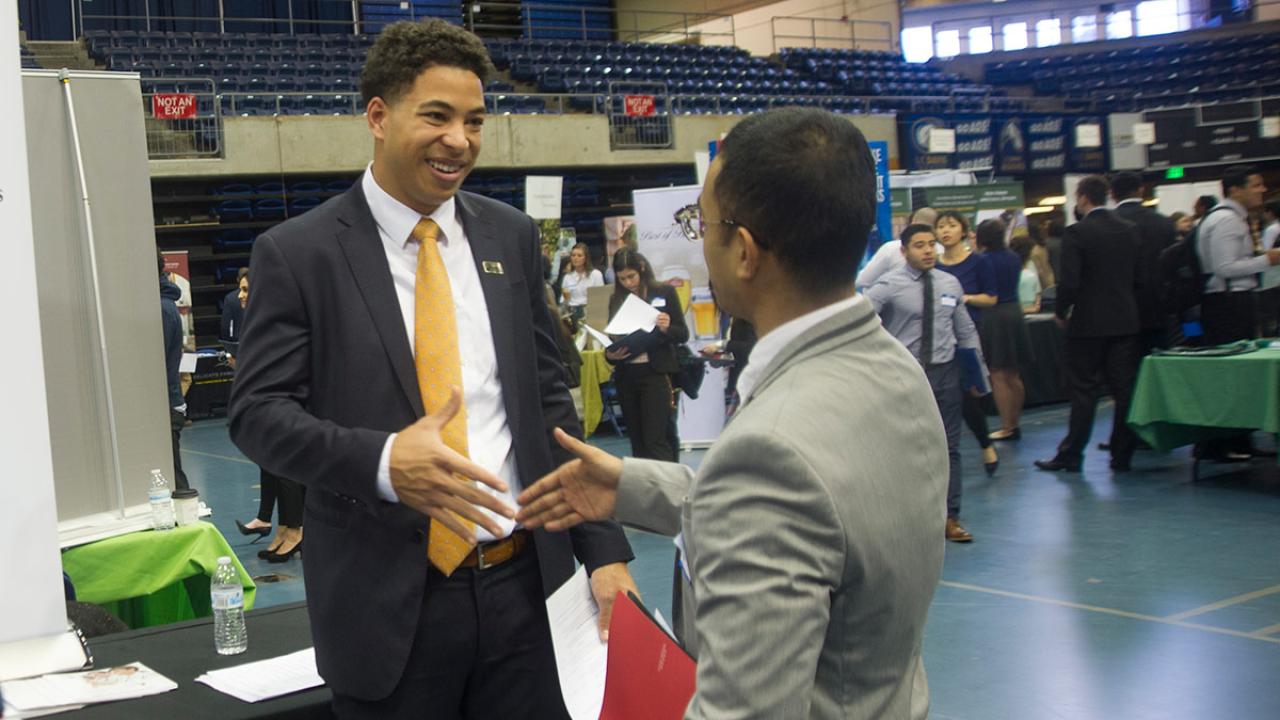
top-left (141, 78), bottom-right (222, 158)
top-left (770, 16), bottom-right (896, 54)
top-left (605, 81), bottom-right (673, 149)
top-left (465, 2), bottom-right (737, 46)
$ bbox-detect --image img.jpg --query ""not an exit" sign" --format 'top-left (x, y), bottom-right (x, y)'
top-left (151, 93), bottom-right (197, 120)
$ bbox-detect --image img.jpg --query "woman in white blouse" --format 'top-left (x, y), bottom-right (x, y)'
top-left (560, 242), bottom-right (604, 320)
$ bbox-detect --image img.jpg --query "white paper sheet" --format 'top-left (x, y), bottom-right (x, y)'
top-left (0, 662), bottom-right (176, 711)
top-left (581, 323), bottom-right (612, 350)
top-left (1, 701), bottom-right (86, 718)
top-left (194, 648), bottom-right (323, 703)
top-left (546, 566), bottom-right (607, 720)
top-left (179, 352), bottom-right (199, 373)
top-left (525, 175), bottom-right (565, 220)
top-left (603, 294), bottom-right (659, 335)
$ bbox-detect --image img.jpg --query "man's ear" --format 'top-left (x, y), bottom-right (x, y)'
top-left (367, 97), bottom-right (388, 140)
top-left (737, 226), bottom-right (761, 281)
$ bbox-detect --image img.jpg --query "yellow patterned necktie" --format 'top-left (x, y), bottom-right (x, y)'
top-left (411, 218), bottom-right (474, 576)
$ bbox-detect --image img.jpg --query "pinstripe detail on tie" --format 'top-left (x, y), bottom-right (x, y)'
top-left (412, 218), bottom-right (474, 576)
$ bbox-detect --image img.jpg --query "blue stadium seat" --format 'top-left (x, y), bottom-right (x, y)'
top-left (215, 200), bottom-right (253, 223)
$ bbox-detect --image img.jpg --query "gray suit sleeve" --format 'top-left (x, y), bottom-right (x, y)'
top-left (685, 432), bottom-right (845, 720)
top-left (614, 457), bottom-right (694, 537)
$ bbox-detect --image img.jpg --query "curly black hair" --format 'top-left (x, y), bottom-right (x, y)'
top-left (360, 19), bottom-right (494, 108)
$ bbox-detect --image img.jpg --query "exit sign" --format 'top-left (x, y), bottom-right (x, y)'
top-left (1165, 166), bottom-right (1185, 179)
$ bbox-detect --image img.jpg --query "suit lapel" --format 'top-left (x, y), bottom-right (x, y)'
top-left (456, 193), bottom-right (523, 430)
top-left (334, 184), bottom-right (425, 417)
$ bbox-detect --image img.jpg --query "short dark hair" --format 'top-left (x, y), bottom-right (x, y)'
top-left (934, 210), bottom-right (969, 234)
top-left (899, 223), bottom-right (935, 245)
top-left (1223, 165), bottom-right (1259, 194)
top-left (1195, 195), bottom-right (1218, 214)
top-left (975, 219), bottom-right (1007, 252)
top-left (713, 108), bottom-right (875, 294)
top-left (237, 266), bottom-right (250, 283)
top-left (1110, 171), bottom-right (1143, 200)
top-left (360, 20), bottom-right (493, 108)
top-left (1076, 175), bottom-right (1109, 206)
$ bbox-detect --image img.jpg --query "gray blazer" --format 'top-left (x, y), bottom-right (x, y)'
top-left (616, 298), bottom-right (947, 719)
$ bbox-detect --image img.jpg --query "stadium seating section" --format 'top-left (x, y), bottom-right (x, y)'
top-left (983, 31), bottom-right (1280, 112)
top-left (86, 29), bottom-right (1003, 117)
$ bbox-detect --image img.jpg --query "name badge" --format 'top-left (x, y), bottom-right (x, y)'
top-left (482, 261), bottom-right (504, 275)
top-left (651, 297), bottom-right (667, 308)
top-left (940, 295), bottom-right (959, 308)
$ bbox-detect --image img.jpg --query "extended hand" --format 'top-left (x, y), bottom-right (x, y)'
top-left (390, 387), bottom-right (514, 540)
top-left (516, 428), bottom-right (623, 531)
top-left (655, 312), bottom-right (671, 333)
top-left (589, 563), bottom-right (639, 641)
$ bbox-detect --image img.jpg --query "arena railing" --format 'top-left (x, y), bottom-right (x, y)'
top-left (769, 16), bottom-right (897, 54)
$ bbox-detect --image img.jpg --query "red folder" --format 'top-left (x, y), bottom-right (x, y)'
top-left (599, 592), bottom-right (696, 720)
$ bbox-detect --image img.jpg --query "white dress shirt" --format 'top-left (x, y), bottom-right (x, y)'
top-left (736, 294), bottom-right (863, 403)
top-left (1197, 198), bottom-right (1270, 294)
top-left (364, 167), bottom-right (519, 542)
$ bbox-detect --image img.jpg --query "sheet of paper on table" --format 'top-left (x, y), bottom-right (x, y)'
top-left (0, 662), bottom-right (176, 711)
top-left (1, 700), bottom-right (87, 718)
top-left (604, 293), bottom-right (659, 335)
top-left (547, 566), bottom-right (608, 720)
top-left (194, 647), bottom-right (323, 703)
top-left (582, 323), bottom-right (612, 350)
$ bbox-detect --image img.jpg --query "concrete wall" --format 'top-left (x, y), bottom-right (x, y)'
top-left (150, 112), bottom-right (900, 178)
top-left (614, 0), bottom-right (899, 54)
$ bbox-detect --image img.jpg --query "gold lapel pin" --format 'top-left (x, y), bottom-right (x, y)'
top-left (482, 261), bottom-right (504, 275)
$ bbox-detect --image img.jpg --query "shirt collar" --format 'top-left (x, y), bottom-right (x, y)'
top-left (361, 164), bottom-right (462, 248)
top-left (1116, 198), bottom-right (1143, 207)
top-left (736, 294), bottom-right (863, 403)
top-left (904, 265), bottom-right (927, 281)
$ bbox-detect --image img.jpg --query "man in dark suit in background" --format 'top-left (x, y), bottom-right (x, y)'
top-left (229, 20), bottom-right (635, 719)
top-left (1036, 175), bottom-right (1142, 473)
top-left (1110, 172), bottom-right (1176, 353)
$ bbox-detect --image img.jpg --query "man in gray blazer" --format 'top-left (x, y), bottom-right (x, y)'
top-left (518, 108), bottom-right (947, 719)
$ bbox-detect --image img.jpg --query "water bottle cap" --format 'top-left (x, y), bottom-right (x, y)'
top-left (218, 556), bottom-right (231, 565)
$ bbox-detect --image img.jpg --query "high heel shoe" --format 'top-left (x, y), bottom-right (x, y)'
top-left (266, 542), bottom-right (302, 563)
top-left (989, 428), bottom-right (1021, 442)
top-left (985, 459), bottom-right (999, 476)
top-left (236, 519), bottom-right (272, 543)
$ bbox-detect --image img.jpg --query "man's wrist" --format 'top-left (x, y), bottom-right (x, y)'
top-left (376, 433), bottom-right (400, 503)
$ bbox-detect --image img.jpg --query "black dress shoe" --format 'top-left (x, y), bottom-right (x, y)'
top-left (266, 542), bottom-right (302, 563)
top-left (236, 519), bottom-right (272, 544)
top-left (1034, 457), bottom-right (1081, 472)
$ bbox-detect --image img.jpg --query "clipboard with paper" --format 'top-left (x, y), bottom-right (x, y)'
top-left (601, 294), bottom-right (664, 358)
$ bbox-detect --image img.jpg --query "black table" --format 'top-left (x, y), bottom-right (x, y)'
top-left (66, 603), bottom-right (332, 719)
top-left (187, 354), bottom-right (235, 420)
top-left (1021, 313), bottom-right (1067, 407)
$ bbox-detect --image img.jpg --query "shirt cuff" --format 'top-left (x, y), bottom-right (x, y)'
top-left (376, 433), bottom-right (399, 503)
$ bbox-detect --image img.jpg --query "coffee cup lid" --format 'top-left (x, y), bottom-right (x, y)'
top-left (172, 488), bottom-right (199, 499)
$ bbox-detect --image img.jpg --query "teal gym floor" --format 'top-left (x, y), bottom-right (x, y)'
top-left (178, 402), bottom-right (1280, 719)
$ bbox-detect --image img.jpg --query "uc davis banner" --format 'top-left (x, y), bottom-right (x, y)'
top-left (869, 140), bottom-right (892, 256)
top-left (901, 115), bottom-right (953, 171)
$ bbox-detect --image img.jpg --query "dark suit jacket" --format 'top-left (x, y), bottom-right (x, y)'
top-left (1056, 208), bottom-right (1142, 338)
top-left (228, 185), bottom-right (632, 701)
top-left (606, 284), bottom-right (690, 374)
top-left (1114, 201), bottom-right (1176, 330)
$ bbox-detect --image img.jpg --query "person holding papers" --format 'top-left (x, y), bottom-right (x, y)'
top-left (865, 224), bottom-right (987, 543)
top-left (518, 108), bottom-right (946, 720)
top-left (605, 249), bottom-right (688, 462)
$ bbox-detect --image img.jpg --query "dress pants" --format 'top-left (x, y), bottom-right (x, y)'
top-left (960, 393), bottom-right (993, 450)
top-left (263, 470), bottom-right (304, 527)
top-left (1057, 335), bottom-right (1140, 463)
top-left (615, 362), bottom-right (677, 462)
top-left (330, 547), bottom-right (569, 719)
top-left (169, 408), bottom-right (189, 491)
top-left (925, 361), bottom-right (963, 519)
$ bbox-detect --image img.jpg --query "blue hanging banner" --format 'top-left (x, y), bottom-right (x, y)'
top-left (869, 140), bottom-right (893, 256)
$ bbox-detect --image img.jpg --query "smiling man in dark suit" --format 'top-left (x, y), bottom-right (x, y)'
top-left (229, 20), bottom-right (635, 719)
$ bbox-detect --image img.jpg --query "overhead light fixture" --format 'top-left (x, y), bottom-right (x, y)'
top-left (1039, 196), bottom-right (1067, 206)
top-left (1142, 198), bottom-right (1159, 207)
top-left (1024, 206), bottom-right (1054, 215)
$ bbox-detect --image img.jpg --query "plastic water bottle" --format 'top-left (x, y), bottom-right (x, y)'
top-left (211, 556), bottom-right (248, 655)
top-left (148, 469), bottom-right (175, 531)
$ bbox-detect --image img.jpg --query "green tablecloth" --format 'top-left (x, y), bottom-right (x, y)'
top-left (62, 521), bottom-right (256, 629)
top-left (1128, 347), bottom-right (1280, 451)
top-left (580, 348), bottom-right (614, 438)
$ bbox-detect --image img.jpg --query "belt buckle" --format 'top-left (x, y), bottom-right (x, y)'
top-left (475, 540), bottom-right (496, 570)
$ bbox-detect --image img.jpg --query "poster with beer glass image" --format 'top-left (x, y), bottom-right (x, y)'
top-left (632, 184), bottom-right (726, 445)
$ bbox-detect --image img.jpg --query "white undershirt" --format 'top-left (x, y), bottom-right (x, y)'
top-left (364, 166), bottom-right (519, 542)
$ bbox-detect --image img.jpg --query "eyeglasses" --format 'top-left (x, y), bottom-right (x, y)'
top-left (674, 203), bottom-right (742, 243)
